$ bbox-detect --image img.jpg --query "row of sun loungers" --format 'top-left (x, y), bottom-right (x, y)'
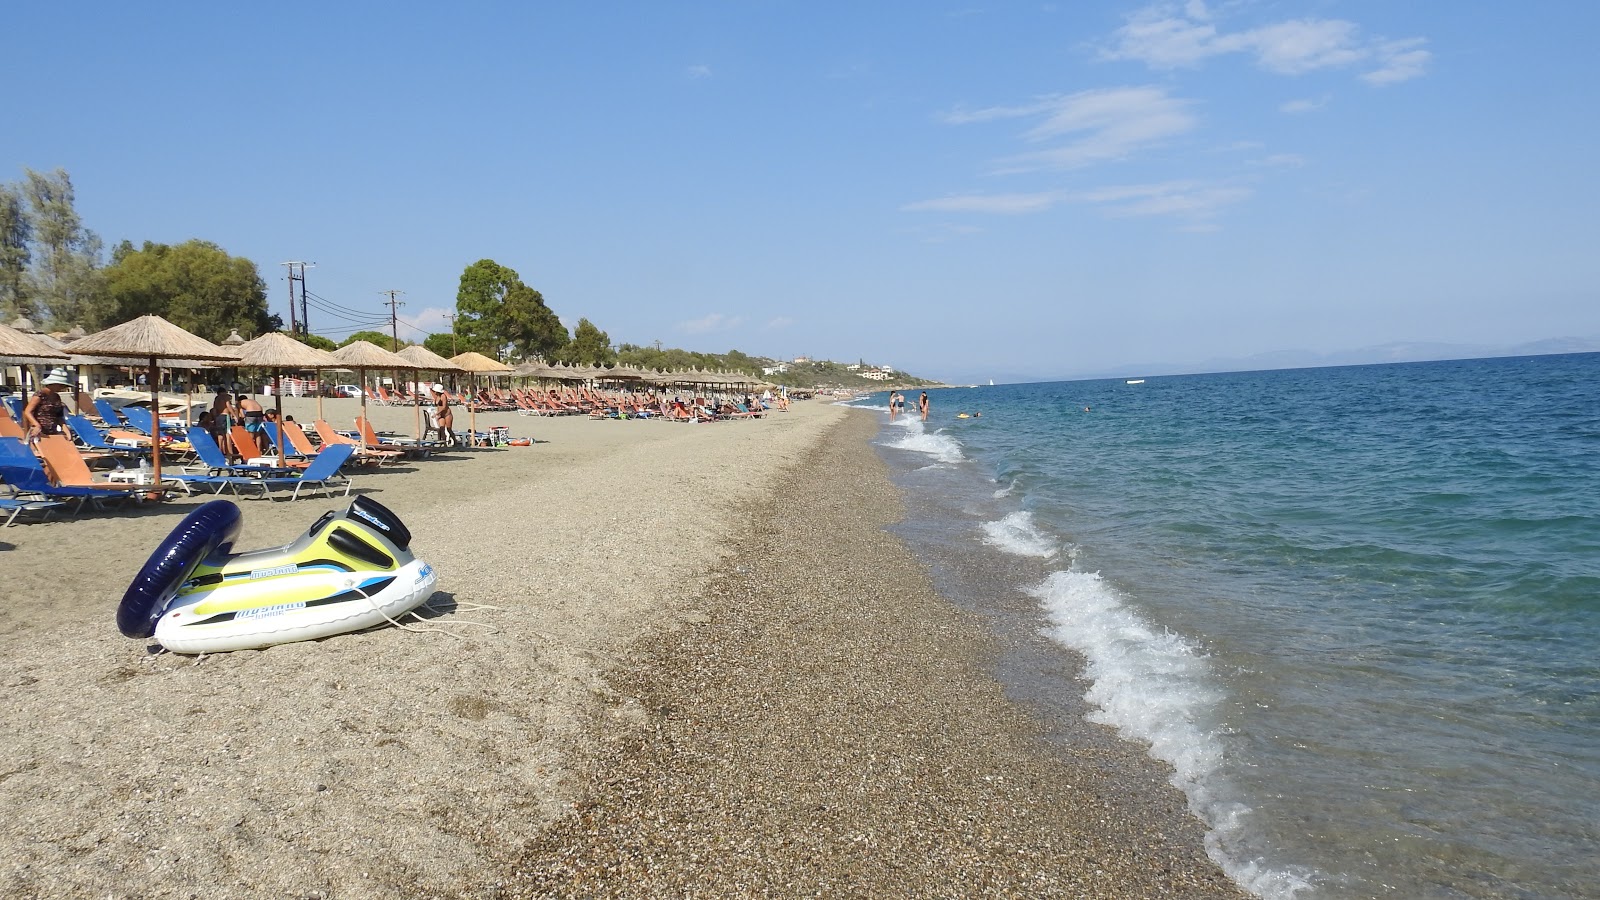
top-left (0, 382), bottom-right (785, 526)
top-left (0, 402), bottom-right (439, 524)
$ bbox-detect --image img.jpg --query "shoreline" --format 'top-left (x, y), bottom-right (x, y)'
top-left (490, 408), bottom-right (1243, 897)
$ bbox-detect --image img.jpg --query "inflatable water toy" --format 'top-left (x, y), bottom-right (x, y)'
top-left (506, 438), bottom-right (532, 446)
top-left (118, 496), bottom-right (437, 654)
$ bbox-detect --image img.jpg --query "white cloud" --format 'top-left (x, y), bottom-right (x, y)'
top-left (942, 86), bottom-right (1198, 173)
top-left (1280, 95), bottom-right (1328, 114)
top-left (686, 64), bottom-right (712, 79)
top-left (765, 316), bottom-right (795, 330)
top-left (1363, 39), bottom-right (1432, 85)
top-left (1104, 3), bottom-right (1429, 84)
top-left (1075, 179), bottom-right (1252, 220)
top-left (1246, 19), bottom-right (1366, 75)
top-left (1252, 153), bottom-right (1306, 168)
top-left (397, 305), bottom-right (453, 337)
top-left (905, 180), bottom-right (1251, 225)
top-left (677, 313), bottom-right (744, 334)
top-left (903, 191), bottom-right (1064, 215)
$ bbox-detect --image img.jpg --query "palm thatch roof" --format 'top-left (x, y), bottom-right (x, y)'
top-left (0, 322), bottom-right (70, 364)
top-left (332, 340), bottom-right (417, 369)
top-left (396, 344), bottom-right (465, 372)
top-left (511, 361), bottom-right (563, 379)
top-left (593, 365), bottom-right (647, 381)
top-left (62, 315), bottom-right (234, 362)
top-left (448, 351), bottom-right (513, 373)
top-left (234, 332), bottom-right (345, 369)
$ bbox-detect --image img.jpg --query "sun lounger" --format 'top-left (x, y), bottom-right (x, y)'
top-left (313, 420), bottom-right (402, 464)
top-left (0, 494), bottom-right (64, 526)
top-left (92, 398), bottom-right (127, 427)
top-left (0, 437), bottom-right (154, 513)
top-left (0, 406), bottom-right (27, 440)
top-left (65, 414), bottom-right (148, 462)
top-left (355, 416), bottom-right (434, 457)
top-left (234, 443), bottom-right (356, 500)
top-left (33, 434), bottom-right (187, 496)
top-left (183, 427), bottom-right (297, 477)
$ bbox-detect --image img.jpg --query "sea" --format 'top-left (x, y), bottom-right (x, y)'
top-left (852, 353), bottom-right (1600, 900)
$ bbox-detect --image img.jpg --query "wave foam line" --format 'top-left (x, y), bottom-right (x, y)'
top-left (1027, 570), bottom-right (1316, 899)
top-left (980, 511), bottom-right (1057, 558)
top-left (884, 419), bottom-right (964, 464)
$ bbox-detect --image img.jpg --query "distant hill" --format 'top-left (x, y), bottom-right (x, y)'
top-left (973, 335), bottom-right (1600, 384)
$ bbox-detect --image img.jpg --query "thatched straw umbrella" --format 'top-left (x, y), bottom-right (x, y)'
top-left (1, 321), bottom-right (69, 400)
top-left (234, 332), bottom-right (343, 467)
top-left (396, 345), bottom-right (465, 442)
top-left (449, 351), bottom-right (513, 446)
top-left (331, 341), bottom-right (419, 450)
top-left (62, 315), bottom-right (233, 494)
top-left (0, 321), bottom-right (69, 367)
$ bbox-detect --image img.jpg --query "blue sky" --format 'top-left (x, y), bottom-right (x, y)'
top-left (5, 2), bottom-right (1597, 382)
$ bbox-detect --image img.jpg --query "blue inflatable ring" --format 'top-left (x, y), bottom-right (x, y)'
top-left (117, 499), bottom-right (244, 639)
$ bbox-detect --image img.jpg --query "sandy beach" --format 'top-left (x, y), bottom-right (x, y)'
top-left (1, 397), bottom-right (1241, 898)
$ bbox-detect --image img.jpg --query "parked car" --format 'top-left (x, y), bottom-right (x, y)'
top-left (333, 384), bottom-right (362, 398)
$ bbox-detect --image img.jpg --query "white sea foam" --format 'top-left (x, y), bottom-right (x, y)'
top-left (980, 511), bottom-right (1058, 558)
top-left (884, 420), bottom-right (964, 464)
top-left (993, 478), bottom-right (1018, 499)
top-left (1028, 571), bottom-right (1315, 899)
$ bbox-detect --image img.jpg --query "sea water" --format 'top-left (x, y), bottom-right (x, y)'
top-left (859, 354), bottom-right (1600, 899)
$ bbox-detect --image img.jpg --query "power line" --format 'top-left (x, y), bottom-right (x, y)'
top-left (303, 289), bottom-right (379, 319)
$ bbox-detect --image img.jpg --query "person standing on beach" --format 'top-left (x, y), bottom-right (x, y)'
top-left (207, 391), bottom-right (234, 457)
top-left (433, 385), bottom-right (455, 447)
top-left (237, 392), bottom-right (266, 456)
top-left (22, 367), bottom-right (73, 442)
top-left (888, 390), bottom-right (899, 420)
top-left (919, 391), bottom-right (929, 421)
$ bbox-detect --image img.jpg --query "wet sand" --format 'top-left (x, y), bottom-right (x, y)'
top-left (491, 410), bottom-right (1244, 898)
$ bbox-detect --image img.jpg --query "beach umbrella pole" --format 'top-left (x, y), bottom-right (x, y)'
top-left (273, 368), bottom-right (286, 467)
top-left (148, 356), bottom-right (163, 493)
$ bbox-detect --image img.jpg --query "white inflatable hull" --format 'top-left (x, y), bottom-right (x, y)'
top-left (153, 559), bottom-right (437, 654)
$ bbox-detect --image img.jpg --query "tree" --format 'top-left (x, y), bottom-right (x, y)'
top-left (423, 332), bottom-right (457, 359)
top-left (559, 318), bottom-right (615, 365)
top-left (0, 182), bottom-right (31, 320)
top-left (101, 239), bottom-right (272, 341)
top-left (455, 259), bottom-right (568, 360)
top-left (296, 333), bottom-right (337, 351)
top-left (341, 330), bottom-right (408, 349)
top-left (21, 168), bottom-right (107, 328)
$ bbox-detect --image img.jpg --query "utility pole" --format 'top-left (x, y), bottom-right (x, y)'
top-left (282, 262), bottom-right (298, 335)
top-left (443, 312), bottom-right (458, 356)
top-left (281, 262), bottom-right (315, 336)
top-left (380, 290), bottom-right (405, 351)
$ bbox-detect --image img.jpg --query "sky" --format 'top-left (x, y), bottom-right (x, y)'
top-left (4, 1), bottom-right (1597, 383)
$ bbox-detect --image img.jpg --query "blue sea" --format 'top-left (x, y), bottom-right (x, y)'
top-left (856, 354), bottom-right (1600, 899)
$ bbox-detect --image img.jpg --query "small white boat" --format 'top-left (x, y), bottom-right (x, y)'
top-left (93, 387), bottom-right (208, 420)
top-left (1126, 379), bottom-right (1145, 385)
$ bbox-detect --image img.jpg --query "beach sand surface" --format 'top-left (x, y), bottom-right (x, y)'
top-left (1, 396), bottom-right (1241, 898)
top-left (2, 397), bottom-right (838, 898)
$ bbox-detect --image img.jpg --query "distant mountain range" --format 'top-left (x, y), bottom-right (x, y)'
top-left (966, 336), bottom-right (1600, 386)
